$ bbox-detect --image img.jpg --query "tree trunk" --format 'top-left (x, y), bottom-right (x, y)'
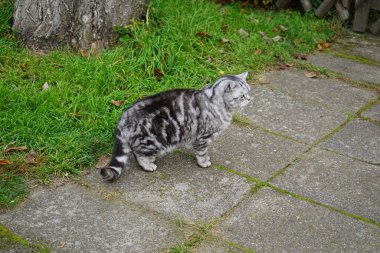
top-left (13, 0), bottom-right (147, 51)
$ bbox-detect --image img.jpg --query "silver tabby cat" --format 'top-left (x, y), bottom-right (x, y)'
top-left (100, 72), bottom-right (251, 181)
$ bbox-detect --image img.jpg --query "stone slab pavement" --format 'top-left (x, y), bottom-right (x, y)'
top-left (1, 35), bottom-right (380, 252)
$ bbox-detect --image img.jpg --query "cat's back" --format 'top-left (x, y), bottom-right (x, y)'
top-left (127, 88), bottom-right (199, 115)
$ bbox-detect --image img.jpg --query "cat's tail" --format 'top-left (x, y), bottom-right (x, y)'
top-left (100, 133), bottom-right (130, 181)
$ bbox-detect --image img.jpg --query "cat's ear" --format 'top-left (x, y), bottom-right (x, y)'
top-left (237, 71), bottom-right (249, 80)
top-left (225, 81), bottom-right (237, 92)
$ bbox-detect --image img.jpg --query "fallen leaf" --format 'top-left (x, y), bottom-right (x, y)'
top-left (219, 37), bottom-right (230, 44)
top-left (277, 64), bottom-right (290, 70)
top-left (196, 31), bottom-right (212, 38)
top-left (272, 35), bottom-right (282, 42)
top-left (218, 49), bottom-right (225, 54)
top-left (154, 68), bottom-right (164, 78)
top-left (304, 72), bottom-right (317, 78)
top-left (317, 44), bottom-right (324, 51)
top-left (323, 42), bottom-right (330, 48)
top-left (293, 53), bottom-right (308, 60)
top-left (111, 99), bottom-right (125, 107)
top-left (0, 159), bottom-right (11, 165)
top-left (272, 28), bottom-right (279, 33)
top-left (58, 242), bottom-right (66, 248)
top-left (96, 155), bottom-right (109, 168)
top-left (278, 25), bottom-right (288, 32)
top-left (255, 48), bottom-right (261, 55)
top-left (42, 82), bottom-right (49, 91)
top-left (221, 24), bottom-right (228, 33)
top-left (237, 28), bottom-right (249, 37)
top-left (258, 31), bottom-right (266, 37)
top-left (218, 70), bottom-right (225, 75)
top-left (207, 57), bottom-right (215, 62)
top-left (4, 143), bottom-right (28, 153)
top-left (79, 49), bottom-right (88, 58)
top-left (256, 76), bottom-right (269, 84)
top-left (25, 149), bottom-right (37, 164)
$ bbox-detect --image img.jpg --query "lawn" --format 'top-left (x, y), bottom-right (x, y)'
top-left (0, 0), bottom-right (335, 207)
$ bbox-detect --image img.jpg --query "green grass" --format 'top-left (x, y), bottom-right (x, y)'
top-left (0, 0), bottom-right (335, 206)
top-left (0, 224), bottom-right (51, 252)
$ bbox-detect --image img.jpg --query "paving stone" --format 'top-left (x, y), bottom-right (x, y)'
top-left (309, 53), bottom-right (380, 84)
top-left (319, 119), bottom-right (380, 164)
top-left (243, 85), bottom-right (347, 144)
top-left (216, 188), bottom-right (380, 252)
top-left (271, 148), bottom-right (380, 222)
top-left (0, 184), bottom-right (179, 253)
top-left (210, 125), bottom-right (309, 181)
top-left (362, 102), bottom-right (380, 122)
top-left (264, 69), bottom-right (376, 113)
top-left (195, 238), bottom-right (252, 253)
top-left (336, 34), bottom-right (380, 63)
top-left (86, 153), bottom-right (252, 222)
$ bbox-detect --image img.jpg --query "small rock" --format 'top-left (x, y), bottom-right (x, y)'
top-left (42, 82), bottom-right (49, 91)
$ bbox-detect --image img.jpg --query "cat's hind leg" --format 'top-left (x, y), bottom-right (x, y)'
top-left (134, 154), bottom-right (157, 172)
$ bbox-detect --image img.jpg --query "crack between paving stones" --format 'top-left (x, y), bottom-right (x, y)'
top-left (295, 62), bottom-right (380, 94)
top-left (267, 184), bottom-right (380, 228)
top-left (176, 123), bottom-right (380, 228)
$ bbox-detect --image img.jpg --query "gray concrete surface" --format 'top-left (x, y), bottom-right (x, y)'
top-left (319, 119), bottom-right (380, 164)
top-left (244, 85), bottom-right (347, 144)
top-left (86, 153), bottom-right (252, 222)
top-left (264, 69), bottom-right (377, 113)
top-left (1, 33), bottom-right (379, 253)
top-left (309, 53), bottom-right (380, 84)
top-left (271, 148), bottom-right (380, 222)
top-left (362, 102), bottom-right (380, 121)
top-left (216, 188), bottom-right (380, 253)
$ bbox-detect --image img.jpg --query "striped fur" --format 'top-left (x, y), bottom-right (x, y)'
top-left (100, 72), bottom-right (251, 181)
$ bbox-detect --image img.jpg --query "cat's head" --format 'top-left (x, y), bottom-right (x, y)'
top-left (208, 72), bottom-right (251, 109)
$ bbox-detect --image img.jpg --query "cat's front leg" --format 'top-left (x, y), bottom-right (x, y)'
top-left (192, 138), bottom-right (212, 168)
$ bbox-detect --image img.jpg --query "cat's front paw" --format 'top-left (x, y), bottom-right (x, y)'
top-left (142, 163), bottom-right (157, 172)
top-left (197, 160), bottom-right (211, 168)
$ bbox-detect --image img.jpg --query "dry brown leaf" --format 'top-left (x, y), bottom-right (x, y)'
top-left (256, 76), bottom-right (269, 84)
top-left (293, 53), bottom-right (308, 60)
top-left (0, 159), bottom-right (11, 165)
top-left (154, 68), bottom-right (164, 78)
top-left (111, 99), bottom-right (125, 107)
top-left (278, 25), bottom-right (288, 32)
top-left (323, 42), bottom-right (330, 48)
top-left (255, 48), bottom-right (261, 55)
top-left (25, 149), bottom-right (37, 164)
top-left (304, 72), bottom-right (317, 78)
top-left (96, 155), bottom-right (110, 168)
top-left (221, 24), bottom-right (228, 33)
top-left (196, 31), bottom-right (212, 38)
top-left (4, 143), bottom-right (28, 153)
top-left (277, 64), bottom-right (290, 70)
top-left (58, 242), bottom-right (66, 248)
top-left (317, 44), bottom-right (324, 51)
top-left (79, 49), bottom-right (88, 58)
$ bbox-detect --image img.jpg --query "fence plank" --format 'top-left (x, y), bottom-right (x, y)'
top-left (353, 0), bottom-right (372, 32)
top-left (316, 0), bottom-right (338, 18)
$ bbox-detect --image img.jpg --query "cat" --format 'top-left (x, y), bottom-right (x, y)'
top-left (100, 72), bottom-right (251, 181)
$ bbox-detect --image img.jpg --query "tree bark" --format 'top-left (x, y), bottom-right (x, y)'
top-left (13, 0), bottom-right (147, 51)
